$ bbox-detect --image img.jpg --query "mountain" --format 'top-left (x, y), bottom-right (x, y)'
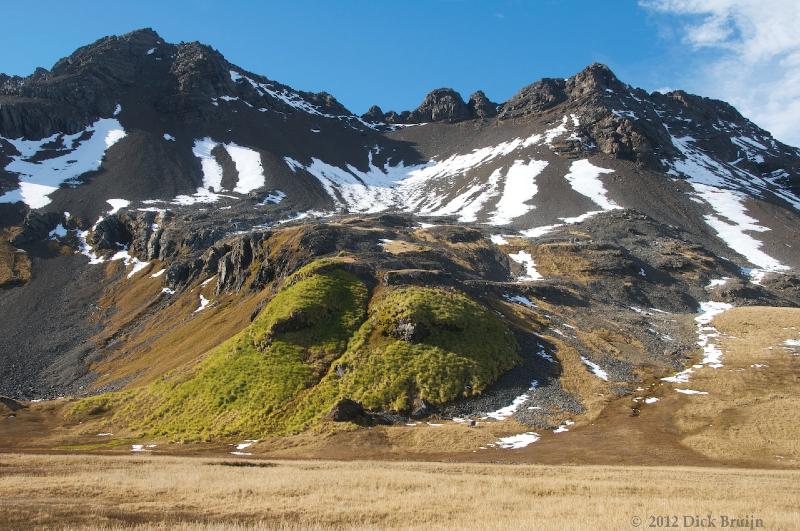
top-left (1, 30), bottom-right (799, 443)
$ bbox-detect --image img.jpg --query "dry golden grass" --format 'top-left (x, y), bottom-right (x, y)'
top-left (542, 337), bottom-right (608, 421)
top-left (532, 243), bottom-right (596, 283)
top-left (674, 306), bottom-right (800, 465)
top-left (0, 236), bottom-right (31, 286)
top-left (379, 239), bottom-right (431, 254)
top-left (1, 453), bottom-right (798, 530)
top-left (90, 267), bottom-right (263, 389)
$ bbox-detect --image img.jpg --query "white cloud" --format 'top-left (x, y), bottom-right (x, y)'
top-left (642, 0), bottom-right (800, 147)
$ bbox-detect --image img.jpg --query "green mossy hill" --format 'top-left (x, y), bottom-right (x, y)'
top-left (327, 287), bottom-right (520, 412)
top-left (70, 260), bottom-right (369, 439)
top-left (69, 264), bottom-right (519, 439)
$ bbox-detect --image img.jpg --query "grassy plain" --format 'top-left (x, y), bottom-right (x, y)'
top-left (1, 454), bottom-right (798, 530)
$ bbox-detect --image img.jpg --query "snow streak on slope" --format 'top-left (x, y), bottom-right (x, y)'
top-left (520, 159), bottom-right (617, 237)
top-left (666, 134), bottom-right (790, 272)
top-left (192, 138), bottom-right (224, 192)
top-left (563, 159), bottom-right (618, 211)
top-left (229, 69), bottom-right (376, 130)
top-left (580, 356), bottom-right (609, 381)
top-left (691, 183), bottom-right (787, 271)
top-left (454, 169), bottom-right (503, 223)
top-left (662, 299), bottom-right (733, 384)
top-left (488, 160), bottom-right (548, 225)
top-left (162, 139), bottom-right (266, 205)
top-left (695, 301), bottom-right (734, 368)
top-left (226, 143), bottom-right (266, 193)
top-left (483, 379), bottom-right (538, 420)
top-left (508, 250), bottom-right (543, 281)
top-left (284, 120), bottom-right (577, 222)
top-left (0, 116), bottom-right (127, 208)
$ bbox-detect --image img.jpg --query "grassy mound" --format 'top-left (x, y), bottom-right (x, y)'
top-left (71, 259), bottom-right (369, 439)
top-left (71, 266), bottom-right (518, 439)
top-left (326, 287), bottom-right (519, 412)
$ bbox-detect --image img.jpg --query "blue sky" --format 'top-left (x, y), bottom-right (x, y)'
top-left (2, 1), bottom-right (798, 145)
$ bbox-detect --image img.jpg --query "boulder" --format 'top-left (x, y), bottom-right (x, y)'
top-left (392, 318), bottom-right (429, 342)
top-left (0, 396), bottom-right (25, 412)
top-left (327, 398), bottom-right (371, 424)
top-left (410, 398), bottom-right (434, 419)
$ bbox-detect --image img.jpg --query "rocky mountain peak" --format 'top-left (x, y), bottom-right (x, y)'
top-left (361, 105), bottom-right (386, 123)
top-left (170, 41), bottom-right (233, 96)
top-left (497, 78), bottom-right (567, 120)
top-left (50, 27), bottom-right (165, 78)
top-left (408, 88), bottom-right (472, 123)
top-left (468, 90), bottom-right (499, 119)
top-left (660, 89), bottom-right (746, 126)
top-left (567, 62), bottom-right (624, 96)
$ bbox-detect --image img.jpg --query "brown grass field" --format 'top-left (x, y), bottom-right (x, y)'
top-left (1, 454), bottom-right (799, 530)
top-left (1, 306), bottom-right (798, 529)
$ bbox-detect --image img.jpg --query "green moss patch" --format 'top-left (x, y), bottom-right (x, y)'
top-left (313, 287), bottom-right (520, 413)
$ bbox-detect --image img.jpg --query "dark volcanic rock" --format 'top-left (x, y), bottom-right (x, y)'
top-left (361, 105), bottom-right (386, 123)
top-left (392, 318), bottom-right (429, 342)
top-left (468, 90), bottom-right (498, 119)
top-left (407, 88), bottom-right (473, 123)
top-left (383, 269), bottom-right (452, 286)
top-left (0, 396), bottom-right (25, 412)
top-left (10, 211), bottom-right (62, 246)
top-left (567, 62), bottom-right (627, 98)
top-left (498, 77), bottom-right (567, 119)
top-left (410, 398), bottom-right (435, 419)
top-left (328, 398), bottom-right (373, 425)
top-left (383, 110), bottom-right (410, 124)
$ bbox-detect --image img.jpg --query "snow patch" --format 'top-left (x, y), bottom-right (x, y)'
top-left (508, 250), bottom-right (542, 281)
top-left (494, 432), bottom-right (540, 449)
top-left (193, 138), bottom-right (224, 192)
top-left (553, 420), bottom-right (574, 433)
top-left (49, 224), bottom-right (67, 239)
top-left (106, 198), bottom-right (130, 215)
top-left (667, 134), bottom-right (789, 271)
top-left (262, 190), bottom-right (286, 205)
top-left (131, 444), bottom-right (157, 453)
top-left (691, 183), bottom-right (787, 271)
top-left (0, 116), bottom-right (127, 208)
top-left (230, 440), bottom-right (258, 456)
top-left (194, 295), bottom-right (210, 313)
top-left (707, 277), bottom-right (730, 289)
top-left (227, 143), bottom-right (266, 193)
top-left (675, 389), bottom-right (709, 395)
top-left (580, 356), bottom-right (609, 381)
top-left (695, 301), bottom-right (733, 368)
top-left (488, 160), bottom-right (548, 225)
top-left (520, 224), bottom-right (562, 238)
top-left (503, 294), bottom-right (537, 308)
top-left (563, 159), bottom-right (618, 211)
top-left (483, 379), bottom-right (538, 420)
